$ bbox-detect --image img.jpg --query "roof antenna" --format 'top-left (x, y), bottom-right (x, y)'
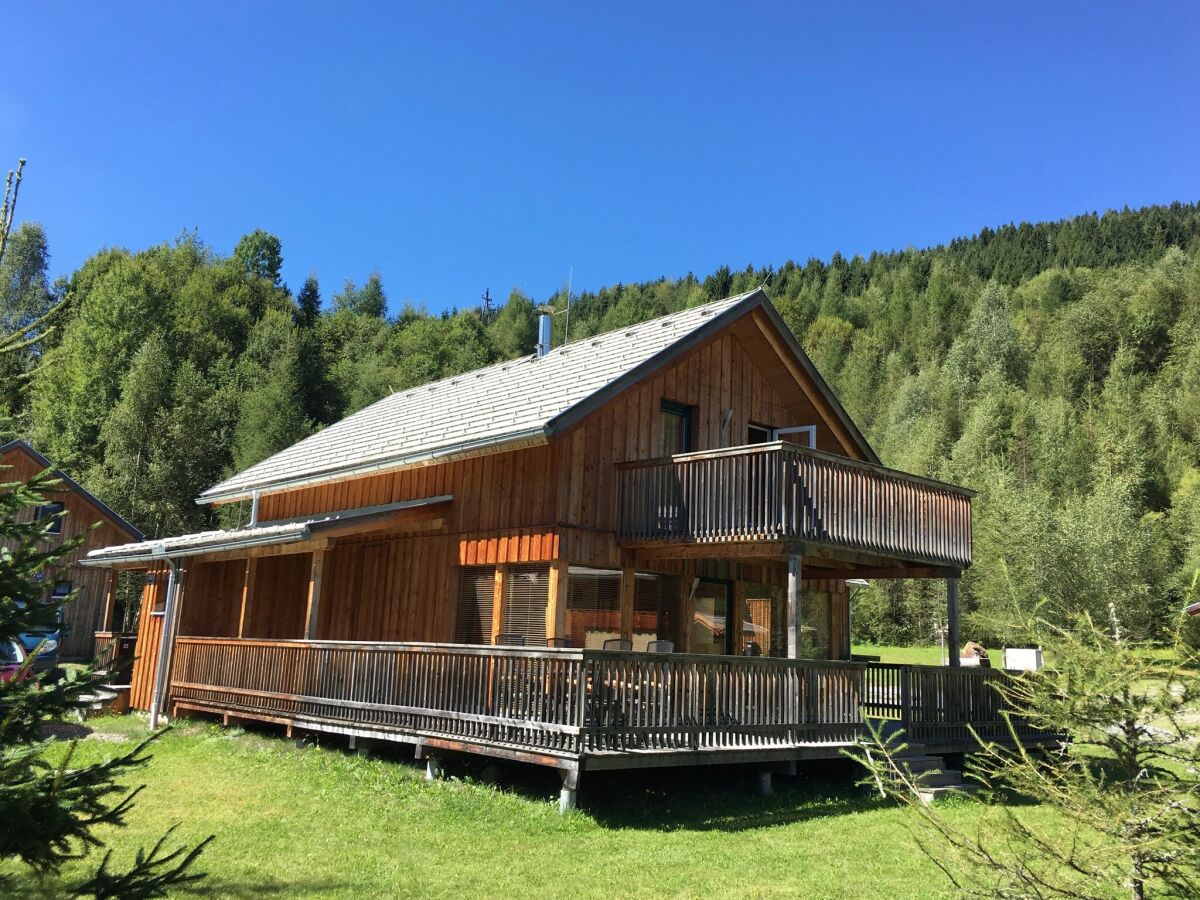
top-left (562, 266), bottom-right (573, 344)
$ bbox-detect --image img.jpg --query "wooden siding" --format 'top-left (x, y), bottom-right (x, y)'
top-left (0, 445), bottom-right (141, 657)
top-left (555, 321), bottom-right (847, 545)
top-left (317, 533), bottom-right (457, 643)
top-left (129, 566), bottom-right (167, 710)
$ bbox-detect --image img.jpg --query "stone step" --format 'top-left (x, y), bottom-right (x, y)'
top-left (915, 768), bottom-right (962, 788)
top-left (895, 755), bottom-right (945, 774)
top-left (918, 783), bottom-right (980, 804)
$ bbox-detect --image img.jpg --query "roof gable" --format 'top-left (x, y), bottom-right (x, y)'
top-left (200, 289), bottom-right (878, 503)
top-left (0, 439), bottom-right (144, 540)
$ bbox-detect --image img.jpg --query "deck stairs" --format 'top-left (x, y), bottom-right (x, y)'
top-left (893, 742), bottom-right (978, 804)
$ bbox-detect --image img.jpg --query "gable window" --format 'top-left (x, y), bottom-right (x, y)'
top-left (747, 423), bottom-right (773, 444)
top-left (660, 400), bottom-right (694, 455)
top-left (35, 502), bottom-right (65, 535)
top-left (773, 425), bottom-right (817, 449)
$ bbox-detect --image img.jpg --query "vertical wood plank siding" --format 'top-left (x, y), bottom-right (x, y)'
top-left (0, 446), bottom-right (142, 657)
top-left (617, 442), bottom-right (972, 568)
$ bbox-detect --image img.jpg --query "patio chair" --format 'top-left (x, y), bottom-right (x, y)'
top-left (602, 638), bottom-right (632, 651)
top-left (646, 640), bottom-right (674, 653)
top-left (495, 633), bottom-right (525, 646)
top-left (546, 636), bottom-right (570, 648)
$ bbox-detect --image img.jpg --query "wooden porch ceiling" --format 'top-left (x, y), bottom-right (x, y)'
top-left (97, 500), bottom-right (451, 569)
top-left (624, 538), bottom-right (963, 580)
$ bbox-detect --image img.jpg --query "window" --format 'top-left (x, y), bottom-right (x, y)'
top-left (691, 579), bottom-right (732, 655)
top-left (44, 582), bottom-right (70, 626)
top-left (501, 564), bottom-right (549, 647)
top-left (747, 423), bottom-right (773, 444)
top-left (35, 502), bottom-right (65, 535)
top-left (149, 571), bottom-right (166, 614)
top-left (565, 567), bottom-right (621, 649)
top-left (774, 425), bottom-right (817, 449)
top-left (633, 572), bottom-right (681, 650)
top-left (801, 589), bottom-right (832, 660)
top-left (454, 566), bottom-right (496, 644)
top-left (660, 400), bottom-right (693, 455)
top-left (744, 582), bottom-right (786, 657)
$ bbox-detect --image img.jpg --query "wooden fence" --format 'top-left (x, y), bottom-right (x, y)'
top-left (617, 441), bottom-right (973, 568)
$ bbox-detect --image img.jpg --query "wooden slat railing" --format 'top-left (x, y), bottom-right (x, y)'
top-left (171, 639), bottom-right (1054, 762)
top-left (170, 638), bottom-right (870, 759)
top-left (579, 651), bottom-right (865, 752)
top-left (171, 638), bottom-right (587, 757)
top-left (861, 662), bottom-right (1060, 745)
top-left (617, 441), bottom-right (973, 568)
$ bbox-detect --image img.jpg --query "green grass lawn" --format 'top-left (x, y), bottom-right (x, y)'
top-left (853, 643), bottom-right (957, 665)
top-left (4, 713), bottom-right (1044, 899)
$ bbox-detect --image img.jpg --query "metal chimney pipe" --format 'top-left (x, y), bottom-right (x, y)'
top-left (536, 310), bottom-right (552, 358)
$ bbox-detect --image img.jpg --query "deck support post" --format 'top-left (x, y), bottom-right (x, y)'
top-left (149, 561), bottom-right (186, 730)
top-left (304, 549), bottom-right (326, 640)
top-left (947, 576), bottom-right (960, 668)
top-left (620, 567), bottom-right (635, 643)
top-left (546, 560), bottom-right (568, 644)
top-left (786, 554), bottom-right (802, 659)
top-left (559, 767), bottom-right (579, 814)
top-left (756, 771), bottom-right (773, 797)
top-left (425, 756), bottom-right (443, 782)
top-left (100, 568), bottom-right (119, 633)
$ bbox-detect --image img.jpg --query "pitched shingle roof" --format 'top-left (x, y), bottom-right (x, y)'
top-left (200, 289), bottom-right (876, 503)
top-left (0, 439), bottom-right (144, 540)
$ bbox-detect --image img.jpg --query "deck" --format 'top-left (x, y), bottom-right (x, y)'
top-left (617, 441), bottom-right (973, 569)
top-left (168, 638), bottom-right (1057, 783)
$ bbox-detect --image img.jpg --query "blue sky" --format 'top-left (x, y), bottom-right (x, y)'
top-left (6, 2), bottom-right (1198, 313)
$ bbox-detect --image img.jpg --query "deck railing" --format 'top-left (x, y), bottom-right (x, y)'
top-left (170, 639), bottom-right (1054, 762)
top-left (170, 638), bottom-right (867, 758)
top-left (617, 441), bottom-right (973, 568)
top-left (861, 662), bottom-right (1058, 745)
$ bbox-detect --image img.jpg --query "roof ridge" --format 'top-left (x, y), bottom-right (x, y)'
top-left (198, 289), bottom-right (772, 503)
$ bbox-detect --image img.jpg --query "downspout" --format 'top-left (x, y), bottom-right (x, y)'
top-left (249, 489), bottom-right (261, 528)
top-left (148, 556), bottom-right (186, 729)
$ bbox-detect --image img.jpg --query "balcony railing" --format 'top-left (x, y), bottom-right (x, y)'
top-left (617, 441), bottom-right (973, 568)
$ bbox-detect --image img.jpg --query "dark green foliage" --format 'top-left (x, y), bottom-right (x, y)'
top-left (232, 229), bottom-right (283, 287)
top-left (854, 607), bottom-right (1200, 898)
top-left (0, 472), bottom-right (209, 896)
top-left (12, 199), bottom-right (1200, 642)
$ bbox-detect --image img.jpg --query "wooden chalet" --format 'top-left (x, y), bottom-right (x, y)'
top-left (83, 289), bottom-right (1051, 808)
top-left (1, 439), bottom-right (144, 658)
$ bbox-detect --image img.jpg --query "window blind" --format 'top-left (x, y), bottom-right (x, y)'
top-left (454, 566), bottom-right (496, 644)
top-left (565, 567), bottom-right (621, 648)
top-left (634, 572), bottom-right (682, 644)
top-left (501, 564), bottom-right (549, 647)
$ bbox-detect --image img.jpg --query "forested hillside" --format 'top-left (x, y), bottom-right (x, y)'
top-left (4, 202), bottom-right (1200, 644)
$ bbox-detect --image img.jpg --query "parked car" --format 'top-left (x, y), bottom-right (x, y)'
top-left (17, 629), bottom-right (61, 675)
top-left (1, 638), bottom-right (28, 682)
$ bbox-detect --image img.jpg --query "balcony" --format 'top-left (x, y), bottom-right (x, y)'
top-left (616, 441), bottom-right (973, 569)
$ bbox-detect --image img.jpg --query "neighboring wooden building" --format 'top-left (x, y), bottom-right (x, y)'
top-left (1, 439), bottom-right (143, 658)
top-left (83, 290), bottom-right (1048, 802)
